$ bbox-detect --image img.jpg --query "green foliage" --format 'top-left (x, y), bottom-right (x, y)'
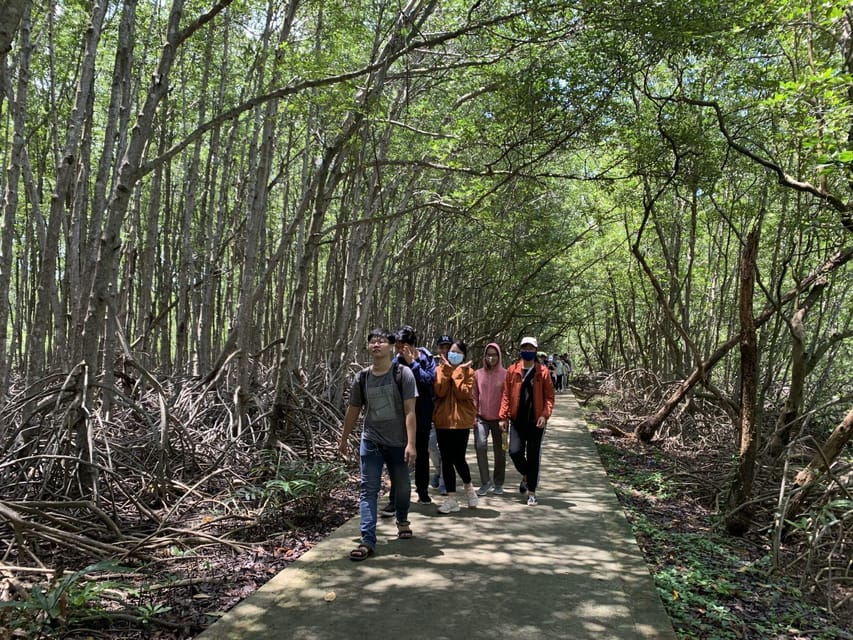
top-left (136, 601), bottom-right (173, 625)
top-left (0, 560), bottom-right (131, 636)
top-left (236, 458), bottom-right (349, 527)
top-left (597, 443), bottom-right (677, 500)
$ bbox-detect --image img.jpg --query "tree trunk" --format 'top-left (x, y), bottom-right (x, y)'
top-left (74, 0), bottom-right (187, 499)
top-left (30, 0), bottom-right (109, 383)
top-left (280, 0), bottom-right (438, 371)
top-left (135, 117), bottom-right (166, 365)
top-left (0, 0), bottom-right (28, 59)
top-left (634, 246), bottom-right (853, 442)
top-left (78, 0), bottom-right (137, 367)
top-left (766, 282), bottom-right (825, 457)
top-left (0, 2), bottom-right (31, 405)
top-left (725, 230), bottom-right (760, 536)
top-left (229, 1), bottom-right (300, 434)
top-left (782, 403), bottom-right (853, 536)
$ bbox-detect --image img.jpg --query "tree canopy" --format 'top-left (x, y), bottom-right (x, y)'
top-left (0, 0), bottom-right (851, 634)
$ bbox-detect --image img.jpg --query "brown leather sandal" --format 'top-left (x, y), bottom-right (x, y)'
top-left (349, 543), bottom-right (374, 561)
top-left (396, 520), bottom-right (413, 539)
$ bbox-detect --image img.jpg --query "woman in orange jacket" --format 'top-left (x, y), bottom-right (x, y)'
top-left (433, 339), bottom-right (479, 513)
top-left (499, 337), bottom-right (555, 506)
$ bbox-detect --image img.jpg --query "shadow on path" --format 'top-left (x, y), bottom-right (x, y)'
top-left (197, 396), bottom-right (676, 640)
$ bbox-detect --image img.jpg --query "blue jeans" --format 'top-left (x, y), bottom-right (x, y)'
top-left (428, 425), bottom-right (442, 477)
top-left (360, 438), bottom-right (411, 550)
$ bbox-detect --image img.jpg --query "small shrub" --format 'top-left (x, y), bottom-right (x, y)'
top-left (0, 560), bottom-right (131, 637)
top-left (237, 459), bottom-right (349, 528)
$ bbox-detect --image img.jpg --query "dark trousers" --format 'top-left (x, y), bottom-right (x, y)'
top-left (509, 421), bottom-right (546, 492)
top-left (414, 424), bottom-right (431, 496)
top-left (435, 428), bottom-right (472, 494)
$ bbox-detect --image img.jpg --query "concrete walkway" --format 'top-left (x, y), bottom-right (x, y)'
top-left (197, 396), bottom-right (677, 640)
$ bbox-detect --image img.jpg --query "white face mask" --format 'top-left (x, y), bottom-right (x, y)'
top-left (448, 351), bottom-right (464, 365)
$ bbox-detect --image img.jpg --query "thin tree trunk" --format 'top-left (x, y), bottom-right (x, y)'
top-left (135, 117), bottom-right (166, 364)
top-left (652, 197), bottom-right (683, 375)
top-left (0, 0), bottom-right (28, 59)
top-left (635, 246), bottom-right (853, 441)
top-left (0, 2), bottom-right (31, 405)
top-left (725, 229), bottom-right (760, 536)
top-left (30, 0), bottom-right (109, 382)
top-left (766, 282), bottom-right (825, 457)
top-left (630, 240), bottom-right (703, 375)
top-left (782, 403), bottom-right (853, 536)
top-left (78, 0), bottom-right (137, 365)
top-left (74, 0), bottom-right (187, 499)
top-left (683, 189), bottom-right (698, 373)
top-left (229, 0), bottom-right (300, 433)
top-left (194, 21), bottom-right (229, 375)
top-left (280, 0), bottom-right (438, 373)
top-left (606, 274), bottom-right (629, 368)
top-left (174, 30), bottom-right (216, 376)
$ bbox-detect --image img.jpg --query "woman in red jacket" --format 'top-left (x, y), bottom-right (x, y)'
top-left (499, 337), bottom-right (555, 506)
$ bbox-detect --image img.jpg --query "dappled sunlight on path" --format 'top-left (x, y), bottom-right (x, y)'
top-left (197, 395), bottom-right (676, 640)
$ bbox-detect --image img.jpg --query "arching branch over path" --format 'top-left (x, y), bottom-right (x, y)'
top-left (634, 246), bottom-right (853, 442)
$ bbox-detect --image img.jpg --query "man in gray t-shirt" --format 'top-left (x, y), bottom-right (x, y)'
top-left (339, 328), bottom-right (417, 560)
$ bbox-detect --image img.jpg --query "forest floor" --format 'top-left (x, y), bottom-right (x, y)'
top-left (588, 425), bottom-right (851, 640)
top-left (2, 388), bottom-right (850, 639)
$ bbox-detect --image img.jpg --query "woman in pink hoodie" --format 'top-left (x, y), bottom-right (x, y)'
top-left (472, 342), bottom-right (507, 495)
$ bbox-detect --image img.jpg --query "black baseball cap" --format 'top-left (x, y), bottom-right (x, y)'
top-left (437, 334), bottom-right (453, 345)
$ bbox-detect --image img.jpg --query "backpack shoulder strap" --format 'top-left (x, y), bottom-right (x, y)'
top-left (393, 362), bottom-right (404, 395)
top-left (357, 366), bottom-right (370, 403)
top-left (360, 364), bottom-right (405, 403)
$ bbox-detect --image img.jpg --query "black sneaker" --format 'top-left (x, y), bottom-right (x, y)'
top-left (519, 480), bottom-right (528, 494)
top-left (417, 493), bottom-right (432, 504)
top-left (380, 502), bottom-right (395, 517)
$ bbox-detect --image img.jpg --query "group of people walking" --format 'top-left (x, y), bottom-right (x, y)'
top-left (338, 327), bottom-right (556, 561)
top-left (544, 352), bottom-right (572, 391)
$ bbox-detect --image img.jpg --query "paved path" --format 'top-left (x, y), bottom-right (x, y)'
top-left (197, 396), bottom-right (676, 640)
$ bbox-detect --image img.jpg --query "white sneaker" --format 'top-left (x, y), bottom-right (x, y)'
top-left (527, 494), bottom-right (538, 506)
top-left (476, 481), bottom-right (492, 496)
top-left (465, 486), bottom-right (479, 508)
top-left (437, 497), bottom-right (460, 513)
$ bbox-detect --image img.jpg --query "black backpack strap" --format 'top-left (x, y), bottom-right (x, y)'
top-left (357, 367), bottom-right (370, 404)
top-left (393, 362), bottom-right (404, 395)
top-left (360, 364), bottom-right (405, 404)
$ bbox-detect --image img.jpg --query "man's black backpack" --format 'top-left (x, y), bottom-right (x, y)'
top-left (356, 362), bottom-right (404, 406)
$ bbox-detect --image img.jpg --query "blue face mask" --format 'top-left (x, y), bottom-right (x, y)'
top-left (520, 351), bottom-right (537, 362)
top-left (447, 351), bottom-right (464, 366)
